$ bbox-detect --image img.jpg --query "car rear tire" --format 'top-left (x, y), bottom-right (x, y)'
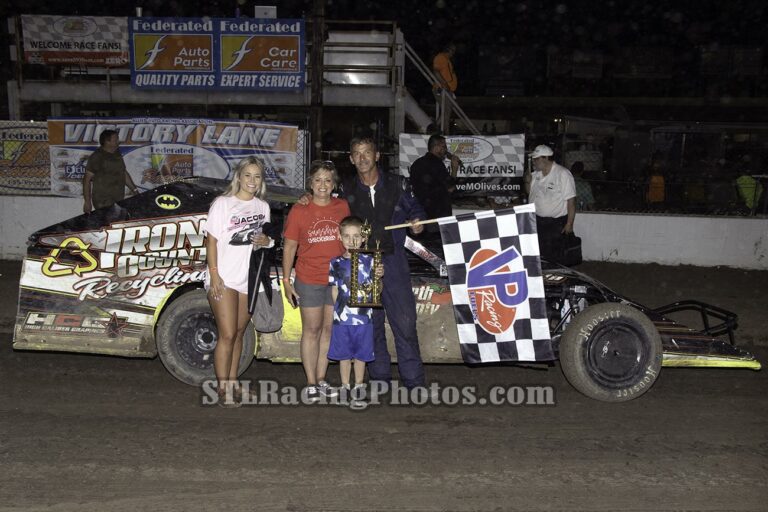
top-left (559, 303), bottom-right (662, 402)
top-left (156, 288), bottom-right (255, 386)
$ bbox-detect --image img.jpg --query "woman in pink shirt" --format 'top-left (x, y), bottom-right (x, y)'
top-left (205, 156), bottom-right (273, 407)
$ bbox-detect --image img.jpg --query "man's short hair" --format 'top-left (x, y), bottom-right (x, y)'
top-left (99, 129), bottom-right (118, 146)
top-left (349, 136), bottom-right (377, 153)
top-left (339, 215), bottom-right (364, 231)
top-left (427, 134), bottom-right (445, 151)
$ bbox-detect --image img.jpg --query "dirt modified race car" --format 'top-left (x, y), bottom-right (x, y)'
top-left (13, 178), bottom-right (762, 402)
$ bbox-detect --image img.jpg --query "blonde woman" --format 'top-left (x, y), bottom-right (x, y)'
top-left (205, 156), bottom-right (273, 407)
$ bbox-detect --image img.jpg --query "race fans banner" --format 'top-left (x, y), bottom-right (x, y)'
top-left (21, 15), bottom-right (129, 66)
top-left (399, 134), bottom-right (525, 198)
top-left (47, 117), bottom-right (300, 197)
top-left (437, 205), bottom-right (553, 363)
top-left (129, 17), bottom-right (304, 90)
top-left (0, 121), bottom-right (50, 195)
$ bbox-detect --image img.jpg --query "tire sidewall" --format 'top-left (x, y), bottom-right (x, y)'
top-left (560, 302), bottom-right (662, 402)
top-left (155, 288), bottom-right (255, 386)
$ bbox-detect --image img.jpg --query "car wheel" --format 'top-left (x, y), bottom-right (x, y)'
top-left (559, 303), bottom-right (662, 402)
top-left (155, 288), bottom-right (255, 386)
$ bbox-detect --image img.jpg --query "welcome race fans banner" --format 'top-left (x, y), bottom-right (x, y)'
top-left (21, 15), bottom-right (129, 66)
top-left (47, 117), bottom-right (300, 197)
top-left (399, 134), bottom-right (525, 198)
top-left (129, 17), bottom-right (304, 90)
top-left (0, 121), bottom-right (50, 195)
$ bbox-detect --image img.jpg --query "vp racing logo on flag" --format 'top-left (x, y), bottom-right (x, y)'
top-left (466, 245), bottom-right (528, 335)
top-left (134, 35), bottom-right (167, 70)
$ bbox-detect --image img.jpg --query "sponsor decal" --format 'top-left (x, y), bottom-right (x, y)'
top-left (155, 194), bottom-right (181, 209)
top-left (22, 312), bottom-right (127, 335)
top-left (42, 237), bottom-right (99, 277)
top-left (466, 246), bottom-right (528, 335)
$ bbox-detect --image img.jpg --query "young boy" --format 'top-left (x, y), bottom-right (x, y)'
top-left (328, 216), bottom-right (383, 406)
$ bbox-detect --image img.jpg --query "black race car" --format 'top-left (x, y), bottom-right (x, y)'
top-left (13, 178), bottom-right (761, 402)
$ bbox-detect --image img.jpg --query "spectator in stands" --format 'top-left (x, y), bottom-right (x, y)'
top-left (525, 145), bottom-right (576, 265)
top-left (571, 161), bottom-right (595, 211)
top-left (82, 130), bottom-right (138, 213)
top-left (433, 43), bottom-right (458, 134)
top-left (646, 162), bottom-right (666, 207)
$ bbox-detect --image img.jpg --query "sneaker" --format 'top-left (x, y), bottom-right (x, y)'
top-left (317, 380), bottom-right (339, 398)
top-left (304, 385), bottom-right (321, 404)
top-left (348, 384), bottom-right (368, 410)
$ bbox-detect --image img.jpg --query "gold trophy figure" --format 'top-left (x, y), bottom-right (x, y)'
top-left (349, 221), bottom-right (383, 307)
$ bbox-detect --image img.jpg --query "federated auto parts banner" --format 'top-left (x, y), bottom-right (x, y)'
top-left (21, 15), bottom-right (129, 66)
top-left (399, 134), bottom-right (526, 198)
top-left (47, 117), bottom-right (299, 197)
top-left (129, 17), bottom-right (304, 90)
top-left (0, 121), bottom-right (50, 195)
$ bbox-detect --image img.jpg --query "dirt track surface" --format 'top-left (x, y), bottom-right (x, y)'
top-left (1, 260), bottom-right (767, 511)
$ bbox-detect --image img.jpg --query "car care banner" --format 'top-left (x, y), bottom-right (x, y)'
top-left (437, 205), bottom-right (553, 364)
top-left (399, 134), bottom-right (525, 198)
top-left (0, 121), bottom-right (50, 195)
top-left (21, 15), bottom-right (129, 66)
top-left (129, 17), bottom-right (304, 90)
top-left (47, 117), bottom-right (300, 197)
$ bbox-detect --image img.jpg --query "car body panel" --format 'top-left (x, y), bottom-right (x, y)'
top-left (13, 178), bottom-right (761, 372)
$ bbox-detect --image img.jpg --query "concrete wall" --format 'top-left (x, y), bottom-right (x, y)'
top-left (577, 212), bottom-right (767, 270)
top-left (2, 196), bottom-right (767, 269)
top-left (1, 196), bottom-right (83, 259)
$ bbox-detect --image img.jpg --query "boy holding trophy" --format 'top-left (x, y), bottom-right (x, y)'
top-left (328, 216), bottom-right (384, 406)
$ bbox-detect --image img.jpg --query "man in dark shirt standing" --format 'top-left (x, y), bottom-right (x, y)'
top-left (83, 129), bottom-right (138, 213)
top-left (342, 137), bottom-right (427, 391)
top-left (409, 134), bottom-right (460, 236)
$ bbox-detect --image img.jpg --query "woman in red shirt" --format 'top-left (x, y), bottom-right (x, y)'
top-left (282, 161), bottom-right (350, 402)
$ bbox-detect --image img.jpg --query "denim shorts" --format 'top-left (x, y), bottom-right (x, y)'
top-left (293, 278), bottom-right (333, 308)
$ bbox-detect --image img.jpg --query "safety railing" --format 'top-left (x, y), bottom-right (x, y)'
top-left (403, 41), bottom-right (480, 135)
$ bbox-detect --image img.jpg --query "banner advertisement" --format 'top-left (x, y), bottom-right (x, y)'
top-left (0, 121), bottom-right (50, 195)
top-left (21, 15), bottom-right (129, 66)
top-left (129, 17), bottom-right (304, 90)
top-left (47, 117), bottom-right (300, 197)
top-left (399, 134), bottom-right (525, 198)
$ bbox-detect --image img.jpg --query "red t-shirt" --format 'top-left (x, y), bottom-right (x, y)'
top-left (283, 198), bottom-right (350, 285)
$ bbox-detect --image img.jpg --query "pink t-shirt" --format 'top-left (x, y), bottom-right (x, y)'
top-left (283, 198), bottom-right (350, 285)
top-left (204, 195), bottom-right (271, 294)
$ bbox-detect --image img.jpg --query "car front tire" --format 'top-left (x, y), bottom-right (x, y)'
top-left (156, 288), bottom-right (255, 386)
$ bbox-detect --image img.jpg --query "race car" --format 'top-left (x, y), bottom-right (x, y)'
top-left (13, 178), bottom-right (761, 402)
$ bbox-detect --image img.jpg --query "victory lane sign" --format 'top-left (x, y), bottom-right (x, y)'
top-left (129, 17), bottom-right (305, 91)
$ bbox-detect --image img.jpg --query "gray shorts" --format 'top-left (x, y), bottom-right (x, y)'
top-left (293, 278), bottom-right (333, 308)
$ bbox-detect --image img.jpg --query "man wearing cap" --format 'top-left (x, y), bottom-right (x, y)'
top-left (525, 145), bottom-right (576, 265)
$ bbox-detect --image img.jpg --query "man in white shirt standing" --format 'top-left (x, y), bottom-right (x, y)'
top-left (525, 144), bottom-right (576, 265)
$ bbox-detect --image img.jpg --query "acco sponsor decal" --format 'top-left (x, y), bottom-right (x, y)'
top-left (466, 246), bottom-right (528, 335)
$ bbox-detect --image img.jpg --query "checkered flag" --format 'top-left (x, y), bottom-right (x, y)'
top-left (438, 205), bottom-right (553, 363)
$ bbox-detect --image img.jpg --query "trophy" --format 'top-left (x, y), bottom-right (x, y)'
top-left (349, 221), bottom-right (383, 307)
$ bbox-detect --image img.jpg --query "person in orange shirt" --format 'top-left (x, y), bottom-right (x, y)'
top-left (433, 43), bottom-right (457, 133)
top-left (283, 161), bottom-right (350, 403)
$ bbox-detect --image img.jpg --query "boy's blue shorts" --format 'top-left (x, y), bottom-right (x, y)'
top-left (328, 324), bottom-right (375, 362)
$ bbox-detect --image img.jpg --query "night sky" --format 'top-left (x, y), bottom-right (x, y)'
top-left (7, 0), bottom-right (767, 96)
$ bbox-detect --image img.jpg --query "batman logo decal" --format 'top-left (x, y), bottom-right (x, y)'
top-left (155, 194), bottom-right (181, 210)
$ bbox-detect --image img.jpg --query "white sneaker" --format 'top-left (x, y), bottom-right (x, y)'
top-left (317, 380), bottom-right (339, 398)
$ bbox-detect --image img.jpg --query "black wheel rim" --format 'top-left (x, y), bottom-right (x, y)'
top-left (174, 311), bottom-right (218, 370)
top-left (583, 320), bottom-right (647, 389)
